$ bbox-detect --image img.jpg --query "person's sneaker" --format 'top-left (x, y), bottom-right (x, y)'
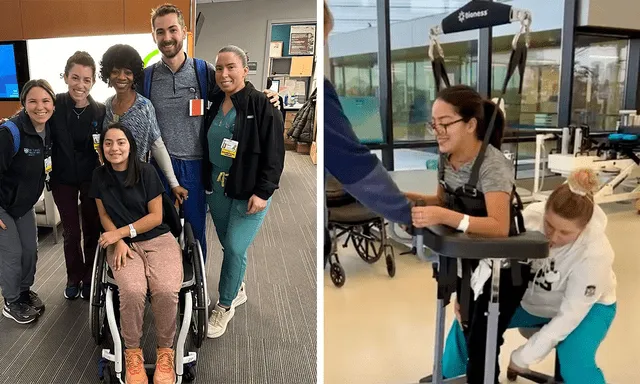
top-left (206, 303), bottom-right (235, 338)
top-left (19, 290), bottom-right (45, 314)
top-left (80, 283), bottom-right (91, 300)
top-left (154, 348), bottom-right (175, 384)
top-left (2, 300), bottom-right (38, 324)
top-left (231, 282), bottom-right (247, 308)
top-left (124, 348), bottom-right (148, 384)
top-left (64, 284), bottom-right (80, 300)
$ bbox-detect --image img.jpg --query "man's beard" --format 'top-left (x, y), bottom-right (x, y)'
top-left (160, 40), bottom-right (183, 58)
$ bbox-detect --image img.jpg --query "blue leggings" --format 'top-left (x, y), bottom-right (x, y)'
top-left (206, 188), bottom-right (269, 307)
top-left (442, 303), bottom-right (616, 384)
top-left (153, 158), bottom-right (208, 262)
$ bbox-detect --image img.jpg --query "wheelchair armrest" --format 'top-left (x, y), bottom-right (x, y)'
top-left (415, 225), bottom-right (549, 260)
top-left (184, 222), bottom-right (197, 251)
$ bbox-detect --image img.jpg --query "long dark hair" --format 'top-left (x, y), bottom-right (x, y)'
top-left (436, 85), bottom-right (505, 149)
top-left (100, 123), bottom-right (141, 187)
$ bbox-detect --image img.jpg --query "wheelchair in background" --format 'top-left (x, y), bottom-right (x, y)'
top-left (325, 175), bottom-right (396, 287)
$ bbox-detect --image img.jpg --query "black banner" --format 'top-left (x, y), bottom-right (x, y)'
top-left (441, 1), bottom-right (512, 34)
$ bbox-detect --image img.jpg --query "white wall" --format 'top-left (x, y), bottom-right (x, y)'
top-left (27, 34), bottom-right (163, 103)
top-left (195, 0), bottom-right (316, 89)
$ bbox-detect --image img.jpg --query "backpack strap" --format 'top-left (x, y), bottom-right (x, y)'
top-left (142, 65), bottom-right (155, 99)
top-left (3, 121), bottom-right (20, 157)
top-left (193, 58), bottom-right (208, 107)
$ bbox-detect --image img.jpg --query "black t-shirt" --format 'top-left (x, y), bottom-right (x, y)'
top-left (70, 107), bottom-right (93, 150)
top-left (89, 162), bottom-right (170, 242)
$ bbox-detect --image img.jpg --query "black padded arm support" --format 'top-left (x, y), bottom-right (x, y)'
top-left (417, 225), bottom-right (549, 260)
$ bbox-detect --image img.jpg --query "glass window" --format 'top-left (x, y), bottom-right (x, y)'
top-left (571, 36), bottom-right (628, 131)
top-left (492, 29), bottom-right (561, 131)
top-left (327, 0), bottom-right (384, 143)
top-left (389, 0), bottom-right (479, 143)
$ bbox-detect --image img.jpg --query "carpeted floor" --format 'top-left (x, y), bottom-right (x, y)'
top-left (0, 151), bottom-right (317, 384)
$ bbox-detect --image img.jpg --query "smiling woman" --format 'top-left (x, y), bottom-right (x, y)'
top-left (0, 79), bottom-right (55, 324)
top-left (99, 44), bottom-right (188, 204)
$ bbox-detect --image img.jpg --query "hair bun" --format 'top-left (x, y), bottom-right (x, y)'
top-left (567, 168), bottom-right (599, 196)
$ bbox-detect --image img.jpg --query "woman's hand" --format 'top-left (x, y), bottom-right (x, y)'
top-left (405, 192), bottom-right (423, 203)
top-left (247, 195), bottom-right (267, 215)
top-left (99, 230), bottom-right (123, 248)
top-left (262, 90), bottom-right (280, 108)
top-left (112, 240), bottom-right (133, 271)
top-left (0, 218), bottom-right (6, 230)
top-left (171, 185), bottom-right (189, 204)
top-left (411, 206), bottom-right (443, 228)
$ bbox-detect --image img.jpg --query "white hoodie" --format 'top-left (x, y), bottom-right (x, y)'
top-left (511, 202), bottom-right (617, 369)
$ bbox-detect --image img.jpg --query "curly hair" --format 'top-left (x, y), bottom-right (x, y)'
top-left (99, 44), bottom-right (144, 88)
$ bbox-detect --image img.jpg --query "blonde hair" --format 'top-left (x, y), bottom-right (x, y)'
top-left (546, 168), bottom-right (599, 228)
top-left (324, 2), bottom-right (334, 35)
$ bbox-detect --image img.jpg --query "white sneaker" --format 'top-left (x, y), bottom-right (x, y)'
top-left (231, 282), bottom-right (247, 308)
top-left (207, 303), bottom-right (235, 338)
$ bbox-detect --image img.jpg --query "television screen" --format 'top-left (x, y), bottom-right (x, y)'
top-left (0, 44), bottom-right (20, 100)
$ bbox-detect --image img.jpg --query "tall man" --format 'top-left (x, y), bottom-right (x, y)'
top-left (142, 4), bottom-right (278, 261)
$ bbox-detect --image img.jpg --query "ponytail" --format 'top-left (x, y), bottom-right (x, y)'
top-left (546, 168), bottom-right (598, 228)
top-left (481, 99), bottom-right (505, 150)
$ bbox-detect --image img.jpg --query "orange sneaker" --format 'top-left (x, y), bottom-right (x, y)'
top-left (124, 348), bottom-right (148, 384)
top-left (154, 348), bottom-right (175, 384)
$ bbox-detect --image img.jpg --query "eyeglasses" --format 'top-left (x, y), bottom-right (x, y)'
top-left (427, 118), bottom-right (464, 136)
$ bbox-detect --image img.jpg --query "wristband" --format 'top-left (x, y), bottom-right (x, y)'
top-left (457, 214), bottom-right (470, 233)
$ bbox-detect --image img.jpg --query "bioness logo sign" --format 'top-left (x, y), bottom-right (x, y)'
top-left (458, 9), bottom-right (488, 23)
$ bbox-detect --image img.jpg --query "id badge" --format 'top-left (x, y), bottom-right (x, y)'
top-left (189, 99), bottom-right (204, 116)
top-left (93, 134), bottom-right (100, 151)
top-left (44, 156), bottom-right (52, 174)
top-left (221, 138), bottom-right (238, 158)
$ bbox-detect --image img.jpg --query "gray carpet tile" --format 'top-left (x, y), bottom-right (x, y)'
top-left (0, 151), bottom-right (317, 384)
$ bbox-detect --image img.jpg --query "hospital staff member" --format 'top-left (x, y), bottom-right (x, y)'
top-left (324, 1), bottom-right (412, 226)
top-left (440, 168), bottom-right (617, 384)
top-left (0, 79), bottom-right (54, 324)
top-left (203, 45), bottom-right (285, 339)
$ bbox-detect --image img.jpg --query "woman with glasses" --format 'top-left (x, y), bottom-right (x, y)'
top-left (406, 85), bottom-right (528, 384)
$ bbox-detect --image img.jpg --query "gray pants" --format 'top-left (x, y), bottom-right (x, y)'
top-left (0, 207), bottom-right (38, 303)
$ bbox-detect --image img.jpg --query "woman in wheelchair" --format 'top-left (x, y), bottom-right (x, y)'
top-left (440, 168), bottom-right (617, 384)
top-left (408, 85), bottom-right (530, 383)
top-left (89, 123), bottom-right (183, 384)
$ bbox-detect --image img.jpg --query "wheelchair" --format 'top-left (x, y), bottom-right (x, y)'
top-left (89, 201), bottom-right (209, 384)
top-left (325, 175), bottom-right (395, 287)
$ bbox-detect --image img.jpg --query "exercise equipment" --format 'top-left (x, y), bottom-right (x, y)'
top-left (529, 123), bottom-right (640, 205)
top-left (415, 2), bottom-right (548, 383)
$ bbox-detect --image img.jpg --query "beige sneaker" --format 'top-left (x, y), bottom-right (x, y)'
top-left (232, 282), bottom-right (247, 308)
top-left (124, 348), bottom-right (148, 384)
top-left (207, 303), bottom-right (235, 338)
top-left (153, 348), bottom-right (175, 384)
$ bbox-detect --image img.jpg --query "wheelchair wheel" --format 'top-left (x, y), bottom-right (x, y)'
top-left (102, 365), bottom-right (116, 384)
top-left (385, 247), bottom-right (396, 278)
top-left (90, 247), bottom-right (107, 345)
top-left (351, 222), bottom-right (384, 264)
top-left (330, 262), bottom-right (345, 287)
top-left (185, 222), bottom-right (208, 349)
top-left (183, 362), bottom-right (197, 382)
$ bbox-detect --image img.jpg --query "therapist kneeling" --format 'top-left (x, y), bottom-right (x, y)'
top-left (507, 168), bottom-right (617, 384)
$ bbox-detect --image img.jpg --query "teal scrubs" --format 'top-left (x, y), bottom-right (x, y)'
top-left (206, 103), bottom-right (270, 307)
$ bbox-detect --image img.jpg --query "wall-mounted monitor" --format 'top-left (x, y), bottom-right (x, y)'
top-left (0, 41), bottom-right (29, 101)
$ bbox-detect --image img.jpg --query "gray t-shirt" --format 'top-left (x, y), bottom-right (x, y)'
top-left (441, 144), bottom-right (514, 194)
top-left (103, 93), bottom-right (161, 161)
top-left (148, 57), bottom-right (214, 160)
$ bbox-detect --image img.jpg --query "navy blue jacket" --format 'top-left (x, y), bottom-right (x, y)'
top-left (324, 78), bottom-right (411, 225)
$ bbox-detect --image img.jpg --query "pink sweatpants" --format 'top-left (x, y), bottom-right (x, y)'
top-left (106, 232), bottom-right (183, 348)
